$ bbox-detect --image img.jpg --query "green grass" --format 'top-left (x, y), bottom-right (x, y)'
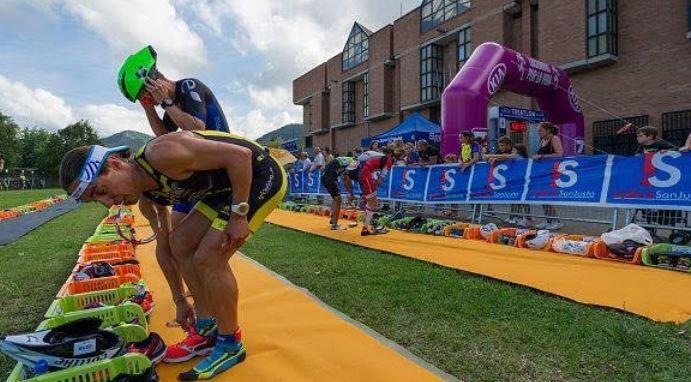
top-left (0, 188), bottom-right (63, 209)
top-left (0, 203), bottom-right (106, 378)
top-left (243, 224), bottom-right (691, 382)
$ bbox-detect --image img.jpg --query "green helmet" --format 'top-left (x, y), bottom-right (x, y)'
top-left (117, 45), bottom-right (158, 102)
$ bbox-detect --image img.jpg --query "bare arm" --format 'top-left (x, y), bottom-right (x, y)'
top-left (681, 133), bottom-right (691, 151)
top-left (142, 104), bottom-right (168, 137)
top-left (343, 174), bottom-right (354, 197)
top-left (541, 136), bottom-right (564, 158)
top-left (139, 197), bottom-right (185, 300)
top-left (165, 106), bottom-right (206, 131)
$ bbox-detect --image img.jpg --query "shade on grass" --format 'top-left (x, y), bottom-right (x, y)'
top-left (243, 224), bottom-right (691, 382)
top-left (0, 203), bottom-right (105, 378)
top-left (0, 188), bottom-right (63, 209)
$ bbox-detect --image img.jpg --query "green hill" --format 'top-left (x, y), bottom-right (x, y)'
top-left (256, 123), bottom-right (303, 146)
top-left (102, 130), bottom-right (153, 150)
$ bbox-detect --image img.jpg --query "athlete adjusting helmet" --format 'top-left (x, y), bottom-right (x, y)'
top-left (117, 45), bottom-right (158, 102)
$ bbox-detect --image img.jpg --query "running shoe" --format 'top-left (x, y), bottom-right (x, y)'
top-left (330, 223), bottom-right (346, 230)
top-left (129, 332), bottom-right (167, 365)
top-left (178, 333), bottom-right (246, 381)
top-left (545, 221), bottom-right (564, 230)
top-left (128, 291), bottom-right (155, 316)
top-left (535, 222), bottom-right (550, 230)
top-left (163, 327), bottom-right (216, 363)
top-left (516, 217), bottom-right (535, 228)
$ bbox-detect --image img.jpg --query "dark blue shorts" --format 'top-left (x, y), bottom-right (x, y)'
top-left (172, 202), bottom-right (194, 215)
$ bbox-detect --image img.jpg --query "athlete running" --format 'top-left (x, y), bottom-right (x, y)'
top-left (320, 157), bottom-right (358, 230)
top-left (117, 46), bottom-right (233, 365)
top-left (59, 130), bottom-right (286, 380)
top-left (358, 147), bottom-right (405, 236)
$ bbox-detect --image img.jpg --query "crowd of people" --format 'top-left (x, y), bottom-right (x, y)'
top-left (292, 122), bottom-right (691, 231)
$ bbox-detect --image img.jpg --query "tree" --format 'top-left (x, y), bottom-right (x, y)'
top-left (37, 120), bottom-right (101, 181)
top-left (19, 127), bottom-right (51, 168)
top-left (267, 137), bottom-right (283, 149)
top-left (0, 112), bottom-right (20, 170)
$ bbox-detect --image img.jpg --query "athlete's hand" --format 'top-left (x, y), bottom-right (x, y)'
top-left (175, 298), bottom-right (195, 330)
top-left (223, 215), bottom-right (250, 250)
top-left (144, 78), bottom-right (168, 105)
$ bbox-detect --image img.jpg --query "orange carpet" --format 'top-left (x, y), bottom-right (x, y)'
top-left (266, 209), bottom-right (691, 324)
top-left (132, 207), bottom-right (453, 381)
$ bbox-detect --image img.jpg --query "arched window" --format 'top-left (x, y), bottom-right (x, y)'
top-left (420, 0), bottom-right (471, 33)
top-left (343, 23), bottom-right (371, 71)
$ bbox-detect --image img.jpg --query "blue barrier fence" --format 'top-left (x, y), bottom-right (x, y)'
top-left (288, 152), bottom-right (691, 211)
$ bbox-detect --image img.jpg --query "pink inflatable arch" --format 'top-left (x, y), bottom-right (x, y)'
top-left (441, 42), bottom-right (584, 156)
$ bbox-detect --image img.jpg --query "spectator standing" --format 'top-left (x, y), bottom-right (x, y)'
top-left (310, 147), bottom-right (326, 171)
top-left (417, 139), bottom-right (440, 165)
top-left (486, 137), bottom-right (531, 226)
top-left (405, 142), bottom-right (420, 164)
top-left (635, 126), bottom-right (675, 153)
top-left (533, 122), bottom-right (564, 230)
top-left (459, 132), bottom-right (480, 172)
top-left (293, 152), bottom-right (312, 172)
top-left (0, 154), bottom-right (5, 173)
top-left (370, 141), bottom-right (381, 152)
top-left (324, 147), bottom-right (334, 164)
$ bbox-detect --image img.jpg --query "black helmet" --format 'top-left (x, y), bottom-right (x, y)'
top-left (0, 318), bottom-right (125, 372)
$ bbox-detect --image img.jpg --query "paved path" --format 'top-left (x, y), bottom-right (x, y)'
top-left (0, 200), bottom-right (81, 245)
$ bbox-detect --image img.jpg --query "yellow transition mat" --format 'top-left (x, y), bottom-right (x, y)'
top-left (266, 209), bottom-right (691, 324)
top-left (132, 207), bottom-right (453, 381)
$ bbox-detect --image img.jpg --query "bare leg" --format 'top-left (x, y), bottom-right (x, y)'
top-left (192, 229), bottom-right (240, 335)
top-left (330, 195), bottom-right (342, 225)
top-left (169, 211), bottom-right (213, 319)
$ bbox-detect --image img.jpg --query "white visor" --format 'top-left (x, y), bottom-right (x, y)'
top-left (70, 145), bottom-right (129, 200)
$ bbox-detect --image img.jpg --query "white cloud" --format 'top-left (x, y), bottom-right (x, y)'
top-left (60, 0), bottom-right (207, 78)
top-left (0, 74), bottom-right (149, 136)
top-left (222, 101), bottom-right (300, 139)
top-left (248, 85), bottom-right (294, 112)
top-left (78, 104), bottom-right (151, 136)
top-left (0, 74), bottom-right (74, 128)
top-left (187, 0), bottom-right (419, 135)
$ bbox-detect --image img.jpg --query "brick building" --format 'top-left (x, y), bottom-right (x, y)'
top-left (293, 0), bottom-right (691, 156)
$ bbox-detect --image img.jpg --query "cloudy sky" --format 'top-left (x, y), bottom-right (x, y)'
top-left (0, 0), bottom-right (420, 139)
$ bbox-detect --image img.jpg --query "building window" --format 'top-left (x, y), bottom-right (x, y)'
top-left (457, 26), bottom-right (471, 68)
top-left (587, 0), bottom-right (617, 58)
top-left (593, 115), bottom-right (648, 155)
top-left (342, 81), bottom-right (355, 123)
top-left (421, 0), bottom-right (471, 33)
top-left (343, 23), bottom-right (370, 71)
top-left (661, 110), bottom-right (691, 147)
top-left (420, 44), bottom-right (443, 103)
top-left (304, 102), bottom-right (312, 132)
top-left (363, 73), bottom-right (369, 118)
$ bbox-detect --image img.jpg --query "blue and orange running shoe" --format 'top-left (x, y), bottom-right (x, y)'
top-left (178, 329), bottom-right (246, 381)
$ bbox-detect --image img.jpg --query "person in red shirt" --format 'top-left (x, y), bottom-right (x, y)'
top-left (358, 147), bottom-right (405, 236)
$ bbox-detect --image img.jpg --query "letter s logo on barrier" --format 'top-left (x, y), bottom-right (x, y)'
top-left (293, 174), bottom-right (300, 189)
top-left (648, 151), bottom-right (682, 188)
top-left (487, 63), bottom-right (507, 95)
top-left (442, 169), bottom-right (456, 192)
top-left (307, 173), bottom-right (314, 187)
top-left (554, 160), bottom-right (579, 188)
top-left (489, 164), bottom-right (508, 190)
top-left (403, 170), bottom-right (416, 191)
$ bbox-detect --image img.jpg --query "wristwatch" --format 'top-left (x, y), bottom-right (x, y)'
top-left (231, 202), bottom-right (250, 216)
top-left (161, 98), bottom-right (174, 108)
